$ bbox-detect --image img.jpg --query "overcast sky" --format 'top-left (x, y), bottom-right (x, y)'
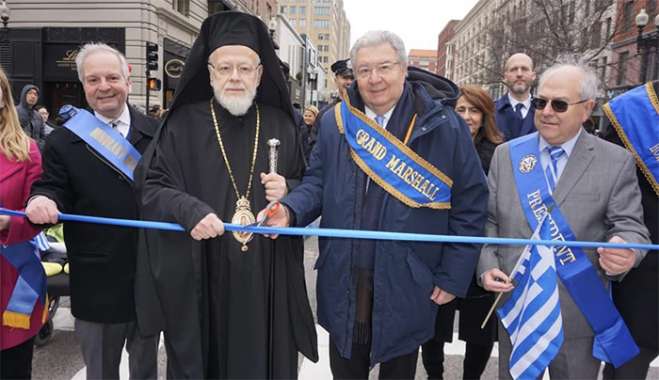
top-left (344, 0), bottom-right (480, 51)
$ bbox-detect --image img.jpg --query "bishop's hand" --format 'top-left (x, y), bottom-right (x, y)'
top-left (260, 172), bottom-right (287, 202)
top-left (190, 213), bottom-right (225, 241)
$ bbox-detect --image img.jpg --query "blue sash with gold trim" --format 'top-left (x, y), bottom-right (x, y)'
top-left (603, 82), bottom-right (659, 196)
top-left (509, 133), bottom-right (639, 368)
top-left (335, 101), bottom-right (452, 209)
top-left (1, 241), bottom-right (47, 329)
top-left (59, 105), bottom-right (141, 181)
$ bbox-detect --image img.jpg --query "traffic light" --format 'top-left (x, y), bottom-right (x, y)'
top-left (147, 77), bottom-right (161, 91)
top-left (146, 42), bottom-right (158, 71)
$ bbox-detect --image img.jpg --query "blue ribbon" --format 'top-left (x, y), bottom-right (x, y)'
top-left (337, 101), bottom-right (452, 209)
top-left (2, 208), bottom-right (658, 251)
top-left (602, 82), bottom-right (659, 197)
top-left (510, 132), bottom-right (640, 368)
top-left (0, 242), bottom-right (47, 316)
top-left (60, 105), bottom-right (141, 181)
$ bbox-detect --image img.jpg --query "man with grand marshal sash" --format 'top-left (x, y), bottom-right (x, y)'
top-left (600, 80), bottom-right (659, 379)
top-left (25, 43), bottom-right (159, 379)
top-left (263, 30), bottom-right (488, 379)
top-left (478, 62), bottom-right (651, 379)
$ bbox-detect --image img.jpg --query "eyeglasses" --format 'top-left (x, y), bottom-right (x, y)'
top-left (531, 97), bottom-right (589, 113)
top-left (355, 61), bottom-right (400, 79)
top-left (208, 62), bottom-right (261, 78)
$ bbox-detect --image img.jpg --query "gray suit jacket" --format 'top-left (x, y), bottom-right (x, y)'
top-left (478, 130), bottom-right (650, 339)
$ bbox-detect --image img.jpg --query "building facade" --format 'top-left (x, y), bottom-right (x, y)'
top-left (609, 0), bottom-right (658, 94)
top-left (408, 49), bottom-right (438, 73)
top-left (436, 20), bottom-right (459, 77)
top-left (277, 0), bottom-right (350, 99)
top-left (271, 14), bottom-right (325, 107)
top-left (446, 0), bottom-right (497, 91)
top-left (1, 0), bottom-right (288, 112)
top-left (444, 0), bottom-right (621, 99)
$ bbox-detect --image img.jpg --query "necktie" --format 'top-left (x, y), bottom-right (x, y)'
top-left (366, 115), bottom-right (385, 192)
top-left (545, 145), bottom-right (565, 191)
top-left (514, 103), bottom-right (524, 120)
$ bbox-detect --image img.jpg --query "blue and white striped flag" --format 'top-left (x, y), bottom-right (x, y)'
top-left (497, 217), bottom-right (564, 379)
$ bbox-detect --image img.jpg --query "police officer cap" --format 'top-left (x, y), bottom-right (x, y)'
top-left (331, 59), bottom-right (352, 76)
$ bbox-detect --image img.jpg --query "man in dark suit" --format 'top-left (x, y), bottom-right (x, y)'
top-left (495, 53), bottom-right (537, 141)
top-left (479, 63), bottom-right (650, 379)
top-left (26, 43), bottom-right (159, 379)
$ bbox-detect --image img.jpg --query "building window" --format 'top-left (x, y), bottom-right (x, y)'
top-left (649, 0), bottom-right (657, 16)
top-left (280, 5), bottom-right (287, 13)
top-left (175, 0), bottom-right (190, 16)
top-left (314, 6), bottom-right (330, 16)
top-left (299, 18), bottom-right (306, 27)
top-left (622, 1), bottom-right (634, 30)
top-left (600, 56), bottom-right (607, 83)
top-left (290, 6), bottom-right (297, 14)
top-left (617, 51), bottom-right (629, 85)
top-left (314, 20), bottom-right (329, 29)
top-left (590, 21), bottom-right (601, 48)
top-left (299, 6), bottom-right (306, 15)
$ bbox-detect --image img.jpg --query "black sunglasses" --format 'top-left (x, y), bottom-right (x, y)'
top-left (531, 97), bottom-right (589, 113)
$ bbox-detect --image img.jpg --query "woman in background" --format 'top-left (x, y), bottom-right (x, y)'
top-left (0, 66), bottom-right (46, 379)
top-left (422, 84), bottom-right (503, 379)
top-left (300, 104), bottom-right (319, 165)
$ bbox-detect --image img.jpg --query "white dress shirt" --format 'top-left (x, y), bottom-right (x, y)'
top-left (94, 104), bottom-right (131, 138)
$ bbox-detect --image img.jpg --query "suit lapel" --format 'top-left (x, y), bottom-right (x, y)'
top-left (553, 130), bottom-right (595, 206)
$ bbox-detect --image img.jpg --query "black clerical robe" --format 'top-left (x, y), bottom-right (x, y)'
top-left (134, 100), bottom-right (318, 379)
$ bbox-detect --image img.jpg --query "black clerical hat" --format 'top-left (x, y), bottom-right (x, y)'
top-left (331, 59), bottom-right (352, 76)
top-left (166, 11), bottom-right (294, 120)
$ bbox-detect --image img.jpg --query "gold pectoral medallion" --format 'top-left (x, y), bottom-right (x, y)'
top-left (231, 196), bottom-right (256, 252)
top-left (210, 99), bottom-right (261, 253)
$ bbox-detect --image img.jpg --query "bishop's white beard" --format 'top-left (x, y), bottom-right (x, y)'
top-left (213, 83), bottom-right (257, 116)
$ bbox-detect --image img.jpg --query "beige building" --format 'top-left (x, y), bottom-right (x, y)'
top-left (3, 0), bottom-right (280, 111)
top-left (277, 0), bottom-right (350, 99)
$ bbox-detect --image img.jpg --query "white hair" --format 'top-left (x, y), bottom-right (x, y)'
top-left (538, 58), bottom-right (599, 100)
top-left (75, 43), bottom-right (129, 82)
top-left (213, 82), bottom-right (257, 116)
top-left (350, 31), bottom-right (408, 67)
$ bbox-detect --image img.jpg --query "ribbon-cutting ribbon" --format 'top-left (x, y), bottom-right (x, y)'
top-left (1, 207), bottom-right (657, 251)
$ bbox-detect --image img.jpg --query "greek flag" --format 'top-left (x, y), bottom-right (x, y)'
top-left (497, 217), bottom-right (564, 379)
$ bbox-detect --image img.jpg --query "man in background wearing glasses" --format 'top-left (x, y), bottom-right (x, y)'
top-left (495, 53), bottom-right (537, 141)
top-left (478, 62), bottom-right (649, 379)
top-left (264, 30), bottom-right (488, 379)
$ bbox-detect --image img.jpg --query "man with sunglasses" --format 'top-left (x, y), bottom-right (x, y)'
top-left (264, 30), bottom-right (487, 379)
top-left (495, 53), bottom-right (537, 141)
top-left (478, 63), bottom-right (649, 379)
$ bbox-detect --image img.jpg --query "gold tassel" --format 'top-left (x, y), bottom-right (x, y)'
top-left (42, 294), bottom-right (49, 323)
top-left (3, 310), bottom-right (30, 329)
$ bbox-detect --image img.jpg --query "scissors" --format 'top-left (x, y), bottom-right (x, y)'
top-left (246, 202), bottom-right (281, 228)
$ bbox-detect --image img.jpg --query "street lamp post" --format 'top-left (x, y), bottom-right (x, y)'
top-left (635, 8), bottom-right (659, 83)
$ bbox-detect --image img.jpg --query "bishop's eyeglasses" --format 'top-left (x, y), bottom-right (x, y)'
top-left (208, 62), bottom-right (261, 78)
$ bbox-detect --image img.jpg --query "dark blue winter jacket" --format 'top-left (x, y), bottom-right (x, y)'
top-left (283, 78), bottom-right (488, 364)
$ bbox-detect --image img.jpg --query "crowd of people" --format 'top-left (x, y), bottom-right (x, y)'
top-left (0, 10), bottom-right (656, 380)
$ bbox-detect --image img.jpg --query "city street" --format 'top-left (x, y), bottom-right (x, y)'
top-left (30, 236), bottom-right (659, 379)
